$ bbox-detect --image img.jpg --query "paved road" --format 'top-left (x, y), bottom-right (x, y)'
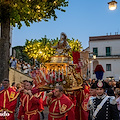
top-left (41, 107), bottom-right (49, 120)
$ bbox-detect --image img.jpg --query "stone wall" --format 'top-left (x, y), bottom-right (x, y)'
top-left (9, 68), bottom-right (32, 84)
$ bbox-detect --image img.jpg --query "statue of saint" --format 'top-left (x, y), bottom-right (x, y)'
top-left (52, 32), bottom-right (71, 56)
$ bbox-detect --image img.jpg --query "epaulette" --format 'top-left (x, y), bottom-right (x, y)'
top-left (88, 96), bottom-right (96, 105)
top-left (109, 96), bottom-right (116, 105)
top-left (89, 96), bottom-right (96, 100)
top-left (87, 96), bottom-right (96, 110)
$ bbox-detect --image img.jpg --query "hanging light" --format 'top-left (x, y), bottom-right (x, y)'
top-left (108, 0), bottom-right (117, 10)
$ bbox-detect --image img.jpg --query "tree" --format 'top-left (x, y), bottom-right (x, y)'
top-left (0, 0), bottom-right (68, 82)
top-left (24, 36), bottom-right (59, 63)
top-left (24, 36), bottom-right (82, 63)
top-left (12, 46), bottom-right (30, 63)
top-left (68, 38), bottom-right (83, 60)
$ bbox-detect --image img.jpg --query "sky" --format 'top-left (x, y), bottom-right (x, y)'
top-left (12, 0), bottom-right (120, 49)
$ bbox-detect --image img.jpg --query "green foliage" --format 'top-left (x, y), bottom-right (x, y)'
top-left (0, 0), bottom-right (68, 28)
top-left (68, 38), bottom-right (83, 59)
top-left (23, 36), bottom-right (82, 63)
top-left (12, 46), bottom-right (30, 63)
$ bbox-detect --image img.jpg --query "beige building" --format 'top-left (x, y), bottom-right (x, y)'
top-left (88, 34), bottom-right (120, 81)
top-left (80, 47), bottom-right (89, 79)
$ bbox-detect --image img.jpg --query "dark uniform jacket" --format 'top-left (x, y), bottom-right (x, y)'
top-left (88, 94), bottom-right (119, 120)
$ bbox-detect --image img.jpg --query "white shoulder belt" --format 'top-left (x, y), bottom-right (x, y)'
top-left (92, 96), bottom-right (109, 120)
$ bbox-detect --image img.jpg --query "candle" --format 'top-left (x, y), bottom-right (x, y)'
top-left (52, 69), bottom-right (53, 81)
top-left (62, 67), bottom-right (64, 80)
top-left (48, 69), bottom-right (50, 83)
top-left (50, 69), bottom-right (53, 83)
top-left (55, 69), bottom-right (57, 81)
top-left (66, 65), bottom-right (67, 77)
top-left (58, 68), bottom-right (60, 81)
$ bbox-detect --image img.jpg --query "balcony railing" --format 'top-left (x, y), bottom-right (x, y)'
top-left (89, 54), bottom-right (120, 58)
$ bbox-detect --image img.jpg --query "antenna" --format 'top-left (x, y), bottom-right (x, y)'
top-left (117, 28), bottom-right (119, 34)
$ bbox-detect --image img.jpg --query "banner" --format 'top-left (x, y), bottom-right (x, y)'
top-left (72, 51), bottom-right (81, 73)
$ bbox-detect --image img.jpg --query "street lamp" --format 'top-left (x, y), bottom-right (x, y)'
top-left (108, 0), bottom-right (117, 10)
top-left (93, 55), bottom-right (96, 60)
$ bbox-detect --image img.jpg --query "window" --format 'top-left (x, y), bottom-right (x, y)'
top-left (106, 64), bottom-right (111, 71)
top-left (93, 48), bottom-right (98, 56)
top-left (106, 47), bottom-right (111, 56)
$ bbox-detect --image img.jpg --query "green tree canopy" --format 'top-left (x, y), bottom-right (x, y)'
top-left (0, 0), bottom-right (68, 28)
top-left (24, 36), bottom-right (82, 63)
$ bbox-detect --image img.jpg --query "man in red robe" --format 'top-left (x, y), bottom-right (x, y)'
top-left (17, 80), bottom-right (28, 120)
top-left (0, 79), bottom-right (19, 120)
top-left (47, 85), bottom-right (75, 120)
top-left (75, 81), bottom-right (90, 120)
top-left (66, 92), bottom-right (76, 110)
top-left (17, 81), bottom-right (40, 120)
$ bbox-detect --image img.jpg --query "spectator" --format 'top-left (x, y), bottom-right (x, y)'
top-left (21, 61), bottom-right (24, 72)
top-left (108, 80), bottom-right (112, 86)
top-left (10, 57), bottom-right (17, 69)
top-left (0, 83), bottom-right (4, 91)
top-left (16, 60), bottom-right (21, 72)
top-left (116, 90), bottom-right (120, 120)
top-left (91, 79), bottom-right (96, 84)
top-left (23, 63), bottom-right (28, 75)
top-left (9, 55), bottom-right (13, 67)
top-left (27, 63), bottom-right (31, 75)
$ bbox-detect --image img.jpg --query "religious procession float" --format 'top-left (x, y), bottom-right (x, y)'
top-left (30, 32), bottom-right (83, 91)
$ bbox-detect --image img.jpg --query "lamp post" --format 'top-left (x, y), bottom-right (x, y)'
top-left (108, 0), bottom-right (117, 10)
top-left (88, 53), bottom-right (97, 79)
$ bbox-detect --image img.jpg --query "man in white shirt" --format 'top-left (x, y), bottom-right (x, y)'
top-left (23, 63), bottom-right (28, 74)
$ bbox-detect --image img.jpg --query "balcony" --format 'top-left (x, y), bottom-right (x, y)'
top-left (89, 54), bottom-right (120, 59)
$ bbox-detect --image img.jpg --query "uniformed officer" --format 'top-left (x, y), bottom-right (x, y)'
top-left (88, 80), bottom-right (119, 120)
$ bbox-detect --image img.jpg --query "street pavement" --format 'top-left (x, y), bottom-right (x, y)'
top-left (41, 107), bottom-right (49, 120)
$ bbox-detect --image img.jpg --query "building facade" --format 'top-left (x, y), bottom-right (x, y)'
top-left (89, 34), bottom-right (120, 81)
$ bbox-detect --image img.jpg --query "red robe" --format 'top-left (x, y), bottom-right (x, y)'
top-left (66, 93), bottom-right (76, 110)
top-left (47, 94), bottom-right (75, 120)
top-left (18, 93), bottom-right (40, 120)
top-left (75, 88), bottom-right (90, 120)
top-left (17, 91), bottom-right (25, 120)
top-left (81, 97), bottom-right (90, 120)
top-left (32, 87), bottom-right (44, 112)
top-left (0, 87), bottom-right (19, 120)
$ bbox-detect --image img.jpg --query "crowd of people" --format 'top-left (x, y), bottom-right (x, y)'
top-left (0, 79), bottom-right (45, 120)
top-left (9, 56), bottom-right (37, 76)
top-left (0, 77), bottom-right (120, 120)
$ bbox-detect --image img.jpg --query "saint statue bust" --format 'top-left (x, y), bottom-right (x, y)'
top-left (52, 32), bottom-right (71, 56)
